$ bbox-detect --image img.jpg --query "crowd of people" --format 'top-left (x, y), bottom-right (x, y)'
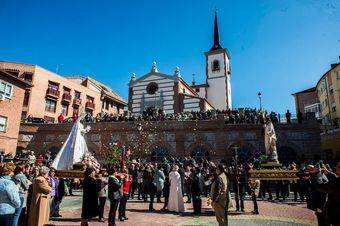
top-left (0, 151), bottom-right (338, 226)
top-left (22, 108), bottom-right (304, 125)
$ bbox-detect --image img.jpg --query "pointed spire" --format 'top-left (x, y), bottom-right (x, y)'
top-left (210, 9), bottom-right (222, 51)
top-left (151, 61), bottom-right (158, 72)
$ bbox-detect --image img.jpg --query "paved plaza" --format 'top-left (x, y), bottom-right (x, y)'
top-left (50, 191), bottom-right (317, 226)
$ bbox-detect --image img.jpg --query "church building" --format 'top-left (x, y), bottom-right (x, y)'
top-left (128, 12), bottom-right (231, 115)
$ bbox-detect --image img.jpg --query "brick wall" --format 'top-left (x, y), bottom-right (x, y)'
top-left (0, 74), bottom-right (27, 155)
top-left (18, 119), bottom-right (322, 162)
top-left (294, 91), bottom-right (318, 115)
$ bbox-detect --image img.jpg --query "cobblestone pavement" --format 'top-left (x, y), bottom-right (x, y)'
top-left (50, 191), bottom-right (317, 226)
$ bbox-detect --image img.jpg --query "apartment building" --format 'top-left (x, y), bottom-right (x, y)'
top-left (0, 69), bottom-right (32, 155)
top-left (316, 63), bottom-right (340, 126)
top-left (0, 60), bottom-right (126, 123)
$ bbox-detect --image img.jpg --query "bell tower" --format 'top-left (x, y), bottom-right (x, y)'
top-left (205, 11), bottom-right (231, 110)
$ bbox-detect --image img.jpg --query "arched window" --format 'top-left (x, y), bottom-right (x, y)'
top-left (212, 60), bottom-right (220, 72)
top-left (192, 146), bottom-right (210, 160)
top-left (151, 146), bottom-right (169, 162)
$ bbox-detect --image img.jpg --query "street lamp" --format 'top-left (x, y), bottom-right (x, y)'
top-left (258, 92), bottom-right (262, 110)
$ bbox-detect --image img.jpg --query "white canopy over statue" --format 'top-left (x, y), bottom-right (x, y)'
top-left (52, 117), bottom-right (90, 170)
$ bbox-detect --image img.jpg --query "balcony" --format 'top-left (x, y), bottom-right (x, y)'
top-left (73, 98), bottom-right (82, 106)
top-left (85, 101), bottom-right (95, 110)
top-left (62, 93), bottom-right (72, 103)
top-left (46, 88), bottom-right (60, 99)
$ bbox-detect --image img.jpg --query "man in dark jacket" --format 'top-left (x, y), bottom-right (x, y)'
top-left (316, 162), bottom-right (340, 226)
top-left (161, 165), bottom-right (170, 211)
top-left (178, 163), bottom-right (185, 196)
top-left (129, 164), bottom-right (138, 199)
top-left (233, 165), bottom-right (246, 212)
top-left (191, 167), bottom-right (205, 215)
top-left (108, 167), bottom-right (123, 226)
top-left (305, 165), bottom-right (328, 226)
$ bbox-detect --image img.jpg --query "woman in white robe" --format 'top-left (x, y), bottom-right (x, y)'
top-left (167, 165), bottom-right (185, 213)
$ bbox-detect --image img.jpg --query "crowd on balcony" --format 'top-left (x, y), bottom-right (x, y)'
top-left (82, 108), bottom-right (301, 125)
top-left (22, 107), bottom-right (303, 125)
top-left (90, 108), bottom-right (275, 123)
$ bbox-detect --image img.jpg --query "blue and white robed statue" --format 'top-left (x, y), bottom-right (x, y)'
top-left (52, 110), bottom-right (92, 170)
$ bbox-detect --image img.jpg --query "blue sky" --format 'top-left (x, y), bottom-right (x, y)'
top-left (0, 0), bottom-right (339, 114)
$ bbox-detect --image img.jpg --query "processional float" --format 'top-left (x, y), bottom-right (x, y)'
top-left (248, 120), bottom-right (298, 182)
top-left (52, 112), bottom-right (100, 178)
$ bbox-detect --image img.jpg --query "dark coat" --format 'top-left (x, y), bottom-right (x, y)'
top-left (162, 171), bottom-right (170, 198)
top-left (56, 178), bottom-right (66, 202)
top-left (108, 175), bottom-right (122, 200)
top-left (81, 176), bottom-right (101, 219)
top-left (306, 173), bottom-right (327, 211)
top-left (316, 173), bottom-right (340, 226)
top-left (178, 167), bottom-right (185, 193)
top-left (191, 173), bottom-right (205, 196)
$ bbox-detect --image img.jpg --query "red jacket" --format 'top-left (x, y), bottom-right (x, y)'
top-left (122, 176), bottom-right (132, 194)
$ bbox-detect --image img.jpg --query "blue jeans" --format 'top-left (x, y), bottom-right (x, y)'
top-left (0, 214), bottom-right (14, 226)
top-left (12, 196), bottom-right (24, 226)
top-left (50, 197), bottom-right (61, 217)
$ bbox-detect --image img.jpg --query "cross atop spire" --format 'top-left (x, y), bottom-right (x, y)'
top-left (210, 9), bottom-right (223, 51)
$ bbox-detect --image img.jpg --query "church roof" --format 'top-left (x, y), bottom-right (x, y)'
top-left (180, 92), bottom-right (214, 110)
top-left (191, 83), bottom-right (209, 88)
top-left (291, 87), bottom-right (316, 95)
top-left (129, 71), bottom-right (176, 86)
top-left (65, 75), bottom-right (127, 105)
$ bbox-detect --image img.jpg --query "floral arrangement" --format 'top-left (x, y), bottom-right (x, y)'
top-left (82, 152), bottom-right (100, 170)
